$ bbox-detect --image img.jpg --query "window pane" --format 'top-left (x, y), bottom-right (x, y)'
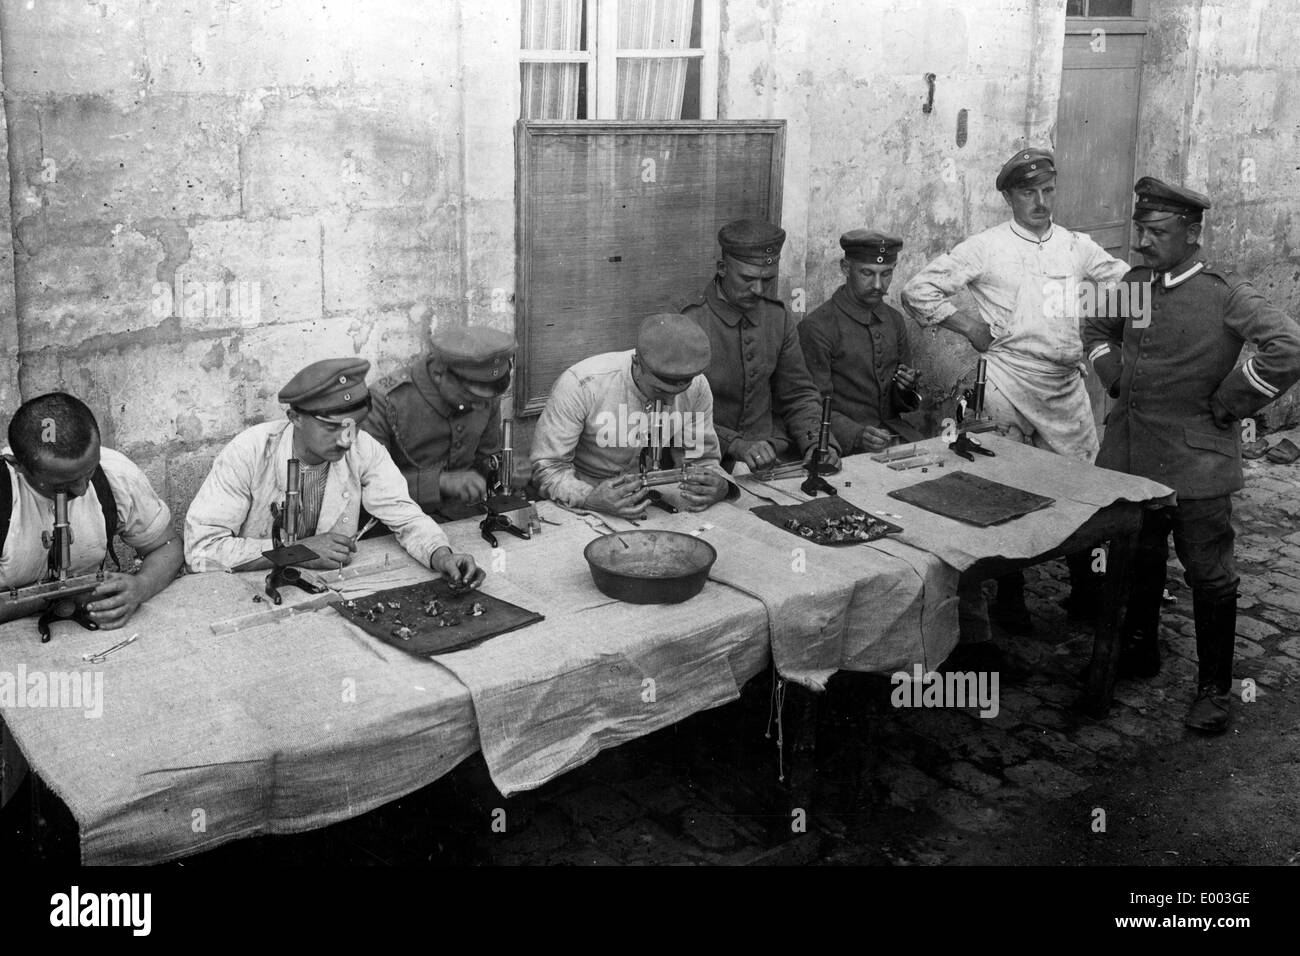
top-left (521, 0), bottom-right (586, 119)
top-left (522, 62), bottom-right (586, 119)
top-left (1088, 0), bottom-right (1134, 15)
top-left (618, 0), bottom-right (695, 49)
top-left (522, 0), bottom-right (583, 50)
top-left (1066, 0), bottom-right (1086, 14)
top-left (617, 0), bottom-right (696, 120)
top-left (617, 58), bottom-right (689, 119)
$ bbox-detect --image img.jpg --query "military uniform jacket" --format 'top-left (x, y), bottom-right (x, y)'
top-left (799, 286), bottom-right (916, 453)
top-left (1083, 256), bottom-right (1300, 499)
top-left (362, 358), bottom-right (502, 520)
top-left (681, 279), bottom-right (832, 458)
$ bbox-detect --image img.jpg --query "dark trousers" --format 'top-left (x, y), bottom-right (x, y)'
top-left (1127, 496), bottom-right (1238, 691)
top-left (1129, 495), bottom-right (1238, 609)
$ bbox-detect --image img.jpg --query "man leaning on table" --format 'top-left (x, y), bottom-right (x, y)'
top-left (184, 358), bottom-right (484, 588)
top-left (531, 313), bottom-right (735, 520)
top-left (0, 391), bottom-right (183, 628)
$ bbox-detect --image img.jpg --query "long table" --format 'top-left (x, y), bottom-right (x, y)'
top-left (0, 436), bottom-right (1170, 863)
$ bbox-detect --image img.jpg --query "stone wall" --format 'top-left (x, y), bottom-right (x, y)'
top-left (0, 0), bottom-right (517, 521)
top-left (1136, 0), bottom-right (1300, 429)
top-left (719, 0), bottom-right (1072, 427)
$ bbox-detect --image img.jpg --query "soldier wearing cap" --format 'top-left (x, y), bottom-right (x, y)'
top-left (680, 219), bottom-right (841, 473)
top-left (901, 147), bottom-right (1129, 632)
top-left (799, 230), bottom-right (923, 453)
top-left (1084, 176), bottom-right (1300, 733)
top-left (185, 357), bottom-right (484, 588)
top-left (362, 326), bottom-right (516, 522)
top-left (531, 313), bottom-right (735, 519)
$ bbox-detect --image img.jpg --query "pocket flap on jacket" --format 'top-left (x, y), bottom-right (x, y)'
top-left (1183, 427), bottom-right (1237, 457)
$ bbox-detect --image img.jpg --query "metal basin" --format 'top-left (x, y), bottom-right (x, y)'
top-left (583, 530), bottom-right (717, 604)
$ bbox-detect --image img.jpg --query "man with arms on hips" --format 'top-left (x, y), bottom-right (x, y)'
top-left (901, 147), bottom-right (1130, 631)
top-left (184, 357), bottom-right (484, 588)
top-left (1085, 177), bottom-right (1300, 733)
top-left (531, 313), bottom-right (734, 520)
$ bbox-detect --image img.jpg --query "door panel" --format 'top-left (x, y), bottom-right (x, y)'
top-left (1056, 20), bottom-right (1146, 429)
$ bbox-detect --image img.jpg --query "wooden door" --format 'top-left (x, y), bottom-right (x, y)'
top-left (1055, 4), bottom-right (1147, 428)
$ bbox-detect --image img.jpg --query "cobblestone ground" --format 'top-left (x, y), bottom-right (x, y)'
top-left (11, 442), bottom-right (1299, 867)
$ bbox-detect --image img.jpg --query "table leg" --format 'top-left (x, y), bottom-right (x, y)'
top-left (1081, 527), bottom-right (1137, 717)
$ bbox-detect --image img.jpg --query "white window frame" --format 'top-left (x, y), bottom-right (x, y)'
top-left (518, 0), bottom-right (719, 119)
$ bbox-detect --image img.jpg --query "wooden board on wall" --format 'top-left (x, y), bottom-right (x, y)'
top-left (1056, 16), bottom-right (1146, 431)
top-left (516, 120), bottom-right (785, 415)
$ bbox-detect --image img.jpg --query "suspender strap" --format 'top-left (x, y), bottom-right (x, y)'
top-left (0, 460), bottom-right (120, 570)
top-left (90, 465), bottom-right (122, 571)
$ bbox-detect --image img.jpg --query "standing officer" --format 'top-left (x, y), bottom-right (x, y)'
top-left (1085, 177), bottom-right (1300, 733)
top-left (799, 230), bottom-right (923, 453)
top-left (362, 326), bottom-right (516, 522)
top-left (681, 219), bottom-right (841, 473)
top-left (902, 147), bottom-right (1130, 630)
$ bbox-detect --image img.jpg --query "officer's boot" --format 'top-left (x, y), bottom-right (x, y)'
top-left (1060, 550), bottom-right (1102, 622)
top-left (1184, 590), bottom-right (1236, 734)
top-left (1116, 548), bottom-right (1166, 679)
top-left (990, 570), bottom-right (1033, 636)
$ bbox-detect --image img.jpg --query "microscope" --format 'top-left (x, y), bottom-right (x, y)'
top-left (952, 356), bottom-right (997, 461)
top-left (263, 458), bottom-right (329, 604)
top-left (479, 419), bottom-right (541, 547)
top-left (0, 492), bottom-right (110, 642)
top-left (800, 396), bottom-right (838, 497)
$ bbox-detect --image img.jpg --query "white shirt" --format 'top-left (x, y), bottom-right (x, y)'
top-left (531, 350), bottom-right (731, 508)
top-left (0, 447), bottom-right (173, 588)
top-left (901, 220), bottom-right (1130, 370)
top-left (184, 420), bottom-right (450, 572)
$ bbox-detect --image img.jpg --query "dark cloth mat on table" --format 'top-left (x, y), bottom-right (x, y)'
top-left (887, 470), bottom-right (1055, 527)
top-left (334, 578), bottom-right (544, 658)
top-left (750, 495), bottom-right (903, 546)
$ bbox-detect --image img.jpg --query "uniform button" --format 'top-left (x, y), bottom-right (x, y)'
top-left (455, 425), bottom-right (464, 433)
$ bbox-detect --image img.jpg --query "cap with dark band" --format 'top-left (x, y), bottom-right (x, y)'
top-left (280, 357), bottom-right (372, 416)
top-left (1132, 176), bottom-right (1211, 222)
top-left (637, 313), bottom-right (711, 380)
top-left (841, 229), bottom-right (903, 265)
top-left (430, 325), bottom-right (517, 390)
top-left (996, 147), bottom-right (1056, 192)
top-left (718, 219), bottom-right (786, 266)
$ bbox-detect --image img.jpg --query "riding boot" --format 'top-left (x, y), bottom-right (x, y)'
top-left (1184, 590), bottom-right (1236, 733)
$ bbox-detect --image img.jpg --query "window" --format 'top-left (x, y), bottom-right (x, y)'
top-left (1066, 0), bottom-right (1135, 15)
top-left (520, 0), bottom-right (720, 120)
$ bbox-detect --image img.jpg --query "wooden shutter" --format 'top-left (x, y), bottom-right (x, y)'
top-left (516, 119), bottom-right (785, 414)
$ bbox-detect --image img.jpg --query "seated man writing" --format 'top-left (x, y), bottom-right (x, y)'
top-left (184, 357), bottom-right (483, 588)
top-left (0, 392), bottom-right (183, 629)
top-left (531, 313), bottom-right (735, 520)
